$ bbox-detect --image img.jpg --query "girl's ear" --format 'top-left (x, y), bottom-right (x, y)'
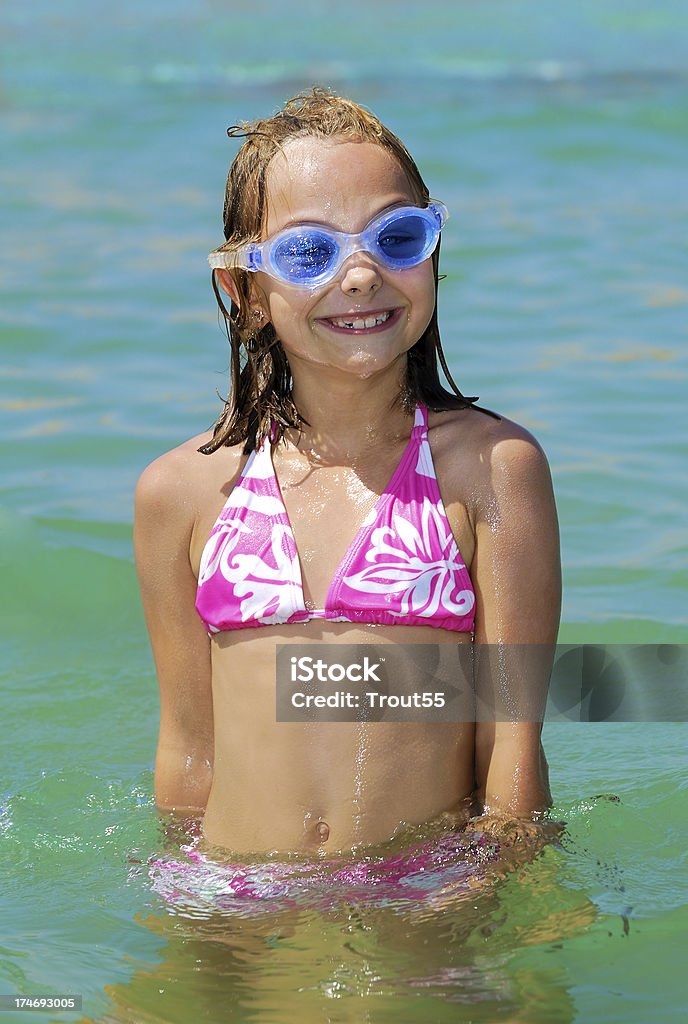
top-left (214, 270), bottom-right (270, 325)
top-left (215, 269), bottom-right (240, 306)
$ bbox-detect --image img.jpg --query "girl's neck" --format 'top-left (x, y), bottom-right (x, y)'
top-left (288, 361), bottom-right (414, 459)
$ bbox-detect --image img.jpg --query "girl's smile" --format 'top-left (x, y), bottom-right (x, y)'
top-left (317, 307), bottom-right (402, 334)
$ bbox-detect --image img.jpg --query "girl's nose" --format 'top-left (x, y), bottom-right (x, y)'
top-left (339, 254), bottom-right (382, 295)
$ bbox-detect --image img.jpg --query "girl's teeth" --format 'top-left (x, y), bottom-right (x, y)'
top-left (331, 311), bottom-right (392, 329)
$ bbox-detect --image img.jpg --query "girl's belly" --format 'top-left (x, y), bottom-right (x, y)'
top-left (204, 623), bottom-right (475, 855)
top-left (202, 720), bottom-right (475, 854)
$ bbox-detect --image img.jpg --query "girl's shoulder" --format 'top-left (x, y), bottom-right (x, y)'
top-left (134, 432), bottom-right (247, 529)
top-left (429, 403), bottom-right (547, 455)
top-left (427, 406), bottom-right (554, 510)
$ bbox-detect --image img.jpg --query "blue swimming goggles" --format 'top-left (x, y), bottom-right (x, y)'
top-left (207, 201), bottom-right (449, 287)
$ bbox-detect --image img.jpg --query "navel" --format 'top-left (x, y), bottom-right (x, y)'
top-left (315, 820), bottom-right (330, 843)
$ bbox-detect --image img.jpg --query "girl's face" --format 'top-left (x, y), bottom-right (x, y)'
top-left (246, 137), bottom-right (437, 381)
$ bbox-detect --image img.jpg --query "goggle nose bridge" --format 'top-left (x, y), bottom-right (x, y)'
top-left (330, 234), bottom-right (385, 276)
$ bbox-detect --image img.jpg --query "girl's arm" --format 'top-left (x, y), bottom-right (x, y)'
top-left (134, 452), bottom-right (214, 817)
top-left (471, 425), bottom-right (561, 822)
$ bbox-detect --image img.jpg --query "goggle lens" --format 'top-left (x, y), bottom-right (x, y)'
top-left (377, 212), bottom-right (434, 263)
top-left (273, 230), bottom-right (338, 281)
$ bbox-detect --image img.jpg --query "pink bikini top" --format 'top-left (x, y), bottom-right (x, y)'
top-left (195, 404), bottom-right (476, 634)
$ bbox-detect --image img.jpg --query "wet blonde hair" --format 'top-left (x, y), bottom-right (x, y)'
top-left (200, 87), bottom-right (482, 455)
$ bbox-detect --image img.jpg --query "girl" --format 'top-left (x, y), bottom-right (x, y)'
top-left (134, 88), bottom-right (560, 860)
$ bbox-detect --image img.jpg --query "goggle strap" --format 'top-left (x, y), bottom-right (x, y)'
top-left (207, 248), bottom-right (261, 273)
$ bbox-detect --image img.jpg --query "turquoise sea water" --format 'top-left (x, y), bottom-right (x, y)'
top-left (1, 1), bottom-right (687, 1021)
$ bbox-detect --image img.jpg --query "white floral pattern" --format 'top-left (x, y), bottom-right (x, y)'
top-left (231, 524), bottom-right (303, 624)
top-left (198, 517), bottom-right (303, 625)
top-left (340, 500), bottom-right (474, 618)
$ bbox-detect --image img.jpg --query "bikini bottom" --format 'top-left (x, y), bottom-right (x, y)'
top-left (148, 828), bottom-right (500, 917)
